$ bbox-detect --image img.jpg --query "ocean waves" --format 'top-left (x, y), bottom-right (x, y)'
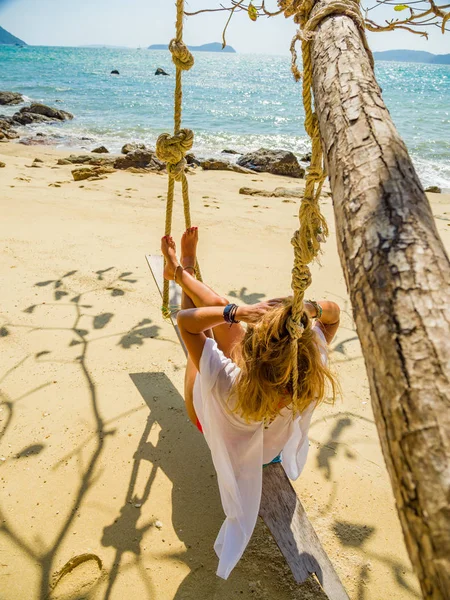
top-left (1, 46), bottom-right (449, 189)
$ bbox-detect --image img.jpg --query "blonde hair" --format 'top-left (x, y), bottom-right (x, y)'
top-left (231, 298), bottom-right (337, 423)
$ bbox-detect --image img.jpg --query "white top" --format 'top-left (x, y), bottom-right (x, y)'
top-left (193, 325), bottom-right (327, 579)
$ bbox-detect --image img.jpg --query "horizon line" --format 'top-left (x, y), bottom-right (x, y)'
top-left (1, 43), bottom-right (449, 57)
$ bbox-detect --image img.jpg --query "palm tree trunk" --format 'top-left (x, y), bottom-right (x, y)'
top-left (308, 3), bottom-right (450, 598)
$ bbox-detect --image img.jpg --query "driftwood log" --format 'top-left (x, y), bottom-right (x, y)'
top-left (308, 2), bottom-right (450, 598)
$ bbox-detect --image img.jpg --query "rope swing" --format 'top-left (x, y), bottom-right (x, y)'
top-left (156, 0), bottom-right (202, 318)
top-left (280, 0), bottom-right (373, 404)
top-left (158, 0), bottom-right (373, 403)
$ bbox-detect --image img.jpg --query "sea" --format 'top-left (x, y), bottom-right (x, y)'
top-left (1, 45), bottom-right (449, 189)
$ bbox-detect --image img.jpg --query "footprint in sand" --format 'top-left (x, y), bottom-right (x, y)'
top-left (51, 553), bottom-right (104, 598)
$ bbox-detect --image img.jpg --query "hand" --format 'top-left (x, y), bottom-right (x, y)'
top-left (236, 299), bottom-right (283, 324)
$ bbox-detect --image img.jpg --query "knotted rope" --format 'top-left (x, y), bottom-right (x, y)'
top-left (156, 0), bottom-right (202, 318)
top-left (278, 0), bottom-right (373, 403)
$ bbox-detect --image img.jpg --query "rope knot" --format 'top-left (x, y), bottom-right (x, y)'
top-left (287, 315), bottom-right (305, 340)
top-left (306, 165), bottom-right (322, 182)
top-left (169, 39), bottom-right (194, 71)
top-left (167, 159), bottom-right (186, 182)
top-left (156, 129), bottom-right (194, 180)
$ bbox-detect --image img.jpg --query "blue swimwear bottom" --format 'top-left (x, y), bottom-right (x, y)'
top-left (263, 454), bottom-right (282, 468)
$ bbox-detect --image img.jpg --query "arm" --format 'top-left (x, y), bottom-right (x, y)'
top-left (304, 300), bottom-right (340, 344)
top-left (177, 306), bottom-right (227, 371)
top-left (177, 301), bottom-right (282, 370)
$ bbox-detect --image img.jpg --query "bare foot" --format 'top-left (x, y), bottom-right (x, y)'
top-left (161, 236), bottom-right (179, 281)
top-left (180, 227), bottom-right (198, 274)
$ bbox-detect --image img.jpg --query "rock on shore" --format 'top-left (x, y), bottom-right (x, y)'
top-left (237, 148), bottom-right (305, 178)
top-left (121, 143), bottom-right (146, 154)
top-left (91, 146), bottom-right (109, 154)
top-left (17, 103), bottom-right (73, 123)
top-left (57, 155), bottom-right (116, 168)
top-left (200, 158), bottom-right (252, 174)
top-left (0, 91), bottom-right (24, 106)
top-left (0, 102), bottom-right (74, 131)
top-left (72, 166), bottom-right (115, 181)
top-left (113, 149), bottom-right (165, 171)
top-left (0, 118), bottom-right (20, 141)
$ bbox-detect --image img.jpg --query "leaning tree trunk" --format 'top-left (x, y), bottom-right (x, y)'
top-left (307, 2), bottom-right (450, 598)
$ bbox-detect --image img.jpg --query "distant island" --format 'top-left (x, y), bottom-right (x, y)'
top-left (0, 25), bottom-right (27, 46)
top-left (148, 42), bottom-right (236, 53)
top-left (373, 50), bottom-right (450, 65)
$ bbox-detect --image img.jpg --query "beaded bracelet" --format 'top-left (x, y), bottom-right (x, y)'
top-left (223, 303), bottom-right (240, 325)
top-left (307, 299), bottom-right (323, 319)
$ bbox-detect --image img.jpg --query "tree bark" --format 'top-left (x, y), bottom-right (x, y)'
top-left (309, 3), bottom-right (450, 598)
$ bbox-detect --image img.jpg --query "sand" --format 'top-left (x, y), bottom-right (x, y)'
top-left (1, 142), bottom-right (448, 600)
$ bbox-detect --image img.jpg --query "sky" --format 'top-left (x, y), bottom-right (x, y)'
top-left (0, 0), bottom-right (449, 54)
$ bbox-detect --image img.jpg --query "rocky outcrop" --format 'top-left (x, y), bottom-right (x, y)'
top-left (239, 185), bottom-right (331, 200)
top-left (221, 149), bottom-right (241, 155)
top-left (0, 161), bottom-right (5, 168)
top-left (425, 185), bottom-right (441, 194)
top-left (200, 158), bottom-right (252, 174)
top-left (57, 154), bottom-right (115, 166)
top-left (121, 143), bottom-right (146, 154)
top-left (0, 118), bottom-right (20, 141)
top-left (239, 186), bottom-right (304, 198)
top-left (9, 103), bottom-right (74, 126)
top-left (18, 103), bottom-right (73, 121)
top-left (186, 153), bottom-right (201, 166)
top-left (237, 148), bottom-right (305, 178)
top-left (0, 91), bottom-right (23, 105)
top-left (113, 149), bottom-right (165, 171)
top-left (299, 152), bottom-right (312, 163)
top-left (71, 166), bottom-right (115, 181)
top-left (13, 112), bottom-right (54, 125)
top-left (155, 68), bottom-right (169, 76)
top-left (91, 146), bottom-right (109, 154)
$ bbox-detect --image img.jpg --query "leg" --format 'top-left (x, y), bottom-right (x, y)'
top-left (180, 228), bottom-right (213, 338)
top-left (176, 228), bottom-right (235, 430)
top-left (164, 229), bottom-right (245, 358)
top-left (184, 355), bottom-right (198, 426)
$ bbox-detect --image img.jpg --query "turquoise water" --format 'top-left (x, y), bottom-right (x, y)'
top-left (1, 45), bottom-right (449, 188)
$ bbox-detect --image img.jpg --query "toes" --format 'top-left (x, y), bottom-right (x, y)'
top-left (162, 235), bottom-right (176, 249)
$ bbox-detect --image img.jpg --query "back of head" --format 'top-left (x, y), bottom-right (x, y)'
top-left (231, 298), bottom-right (336, 423)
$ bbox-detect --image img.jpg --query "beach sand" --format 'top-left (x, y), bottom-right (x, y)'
top-left (1, 142), bottom-right (448, 600)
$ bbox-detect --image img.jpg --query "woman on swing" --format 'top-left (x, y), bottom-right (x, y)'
top-left (161, 227), bottom-right (340, 580)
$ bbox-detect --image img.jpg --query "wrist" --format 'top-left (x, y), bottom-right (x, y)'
top-left (235, 305), bottom-right (250, 322)
top-left (223, 303), bottom-right (240, 324)
top-left (305, 300), bottom-right (322, 319)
